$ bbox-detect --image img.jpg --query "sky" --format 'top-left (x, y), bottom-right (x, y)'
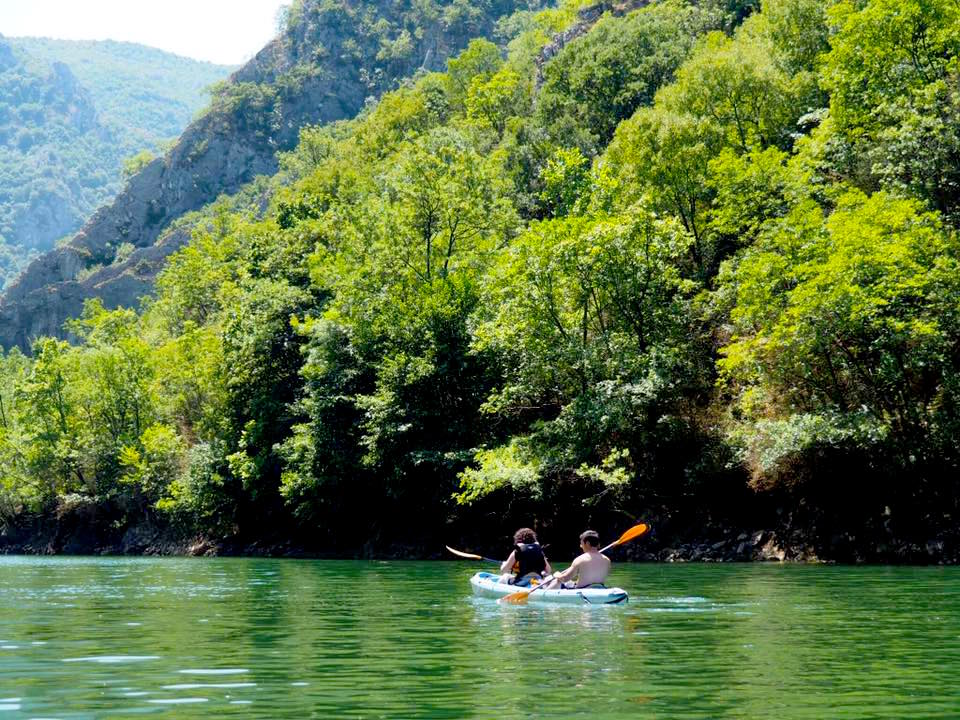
top-left (0, 0), bottom-right (289, 65)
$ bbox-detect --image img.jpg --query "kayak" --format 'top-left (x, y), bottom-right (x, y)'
top-left (469, 572), bottom-right (628, 605)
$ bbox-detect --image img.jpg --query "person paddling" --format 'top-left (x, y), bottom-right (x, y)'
top-left (499, 528), bottom-right (552, 586)
top-left (545, 530), bottom-right (610, 589)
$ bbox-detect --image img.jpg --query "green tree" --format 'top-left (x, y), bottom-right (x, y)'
top-left (759, 0), bottom-right (830, 76)
top-left (606, 108), bottom-right (721, 274)
top-left (536, 0), bottom-right (713, 152)
top-left (66, 301), bottom-right (158, 497)
top-left (466, 66), bottom-right (530, 136)
top-left (445, 38), bottom-right (503, 111)
top-left (279, 124), bottom-right (520, 529)
top-left (122, 150), bottom-right (156, 178)
top-left (462, 210), bottom-right (702, 503)
top-left (822, 0), bottom-right (960, 136)
top-left (0, 348), bottom-right (38, 518)
top-left (539, 146), bottom-right (591, 218)
top-left (656, 29), bottom-right (807, 153)
top-left (17, 338), bottom-right (85, 496)
top-left (819, 0), bottom-right (960, 219)
top-left (719, 191), bottom-right (960, 485)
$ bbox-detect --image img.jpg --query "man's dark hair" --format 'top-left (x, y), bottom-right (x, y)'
top-left (514, 527), bottom-right (537, 544)
top-left (580, 530), bottom-right (600, 548)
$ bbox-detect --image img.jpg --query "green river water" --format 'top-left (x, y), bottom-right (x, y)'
top-left (0, 558), bottom-right (958, 718)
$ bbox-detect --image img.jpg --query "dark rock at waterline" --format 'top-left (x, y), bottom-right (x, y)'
top-left (3, 495), bottom-right (960, 563)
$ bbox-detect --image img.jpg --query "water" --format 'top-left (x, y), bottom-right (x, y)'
top-left (0, 558), bottom-right (958, 718)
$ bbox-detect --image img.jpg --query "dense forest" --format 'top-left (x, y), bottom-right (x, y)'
top-left (1, 0), bottom-right (958, 561)
top-left (0, 36), bottom-right (231, 289)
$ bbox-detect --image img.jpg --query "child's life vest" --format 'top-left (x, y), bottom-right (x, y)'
top-left (513, 542), bottom-right (547, 579)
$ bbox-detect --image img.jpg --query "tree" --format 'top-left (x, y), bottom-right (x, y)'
top-left (656, 30), bottom-right (807, 153)
top-left (535, 0), bottom-right (713, 152)
top-left (66, 301), bottom-right (158, 496)
top-left (445, 38), bottom-right (503, 111)
top-left (706, 145), bottom-right (806, 260)
top-left (539, 146), bottom-right (591, 218)
top-left (819, 0), bottom-right (960, 220)
top-left (17, 338), bottom-right (85, 496)
top-left (122, 150), bottom-right (156, 179)
top-left (466, 66), bottom-right (530, 136)
top-left (606, 108), bottom-right (721, 275)
top-left (759, 0), bottom-right (830, 77)
top-left (292, 125), bottom-right (519, 525)
top-left (0, 348), bottom-right (38, 518)
top-left (719, 190), bottom-right (960, 486)
top-left (822, 0), bottom-right (960, 137)
top-left (462, 209), bottom-right (702, 503)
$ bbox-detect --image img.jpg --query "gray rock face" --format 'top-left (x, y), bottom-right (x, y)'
top-left (0, 0), bottom-right (536, 352)
top-left (0, 60), bottom-right (332, 347)
top-left (46, 61), bottom-right (100, 134)
top-left (0, 38), bottom-right (235, 286)
top-left (0, 57), bottom-right (329, 349)
top-left (13, 187), bottom-right (83, 251)
top-left (0, 53), bottom-right (107, 256)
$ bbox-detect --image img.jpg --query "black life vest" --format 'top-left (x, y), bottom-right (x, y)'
top-left (514, 542), bottom-right (546, 579)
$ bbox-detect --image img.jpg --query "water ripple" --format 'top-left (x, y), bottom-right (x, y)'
top-left (2, 558), bottom-right (960, 718)
top-left (62, 655), bottom-right (160, 663)
top-left (178, 668), bottom-right (249, 675)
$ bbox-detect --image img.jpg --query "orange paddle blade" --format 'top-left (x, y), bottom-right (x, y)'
top-left (499, 574), bottom-right (554, 604)
top-left (499, 589), bottom-right (533, 605)
top-left (600, 523), bottom-right (649, 553)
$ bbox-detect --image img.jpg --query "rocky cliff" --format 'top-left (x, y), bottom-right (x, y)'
top-left (0, 0), bottom-right (544, 351)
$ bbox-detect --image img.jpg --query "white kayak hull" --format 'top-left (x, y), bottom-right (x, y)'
top-left (469, 572), bottom-right (628, 605)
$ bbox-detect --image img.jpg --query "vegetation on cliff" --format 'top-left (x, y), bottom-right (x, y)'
top-left (0, 0), bottom-right (553, 352)
top-left (0, 37), bottom-right (232, 288)
top-left (1, 0), bottom-right (958, 558)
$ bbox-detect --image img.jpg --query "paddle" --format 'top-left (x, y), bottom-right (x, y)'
top-left (445, 545), bottom-right (501, 565)
top-left (498, 523), bottom-right (649, 605)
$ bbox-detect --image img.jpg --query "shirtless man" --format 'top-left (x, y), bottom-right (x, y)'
top-left (546, 530), bottom-right (610, 589)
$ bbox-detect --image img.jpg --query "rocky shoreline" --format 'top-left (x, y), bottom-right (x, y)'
top-left (2, 490), bottom-right (957, 563)
top-left (2, 506), bottom-right (957, 565)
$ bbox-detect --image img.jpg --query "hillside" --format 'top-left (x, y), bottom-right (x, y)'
top-left (9, 38), bottom-right (235, 154)
top-left (0, 0), bottom-right (549, 350)
top-left (0, 36), bottom-right (231, 290)
top-left (1, 0), bottom-right (959, 562)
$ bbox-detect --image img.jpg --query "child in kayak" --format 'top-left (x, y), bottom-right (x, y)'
top-left (545, 530), bottom-right (610, 589)
top-left (499, 528), bottom-right (553, 586)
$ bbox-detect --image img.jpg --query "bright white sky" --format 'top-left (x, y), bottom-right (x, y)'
top-left (0, 0), bottom-right (290, 65)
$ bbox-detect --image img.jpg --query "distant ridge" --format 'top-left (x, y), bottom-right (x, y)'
top-left (0, 36), bottom-right (232, 290)
top-left (0, 0), bottom-right (543, 351)
top-left (10, 37), bottom-right (235, 146)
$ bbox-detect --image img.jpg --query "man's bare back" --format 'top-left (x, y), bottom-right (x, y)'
top-left (548, 531), bottom-right (611, 589)
top-left (563, 550), bottom-right (610, 588)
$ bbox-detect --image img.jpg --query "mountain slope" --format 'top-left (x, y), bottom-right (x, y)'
top-left (0, 36), bottom-right (232, 289)
top-left (9, 37), bottom-right (234, 153)
top-left (3, 0), bottom-right (957, 563)
top-left (0, 0), bottom-right (548, 351)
